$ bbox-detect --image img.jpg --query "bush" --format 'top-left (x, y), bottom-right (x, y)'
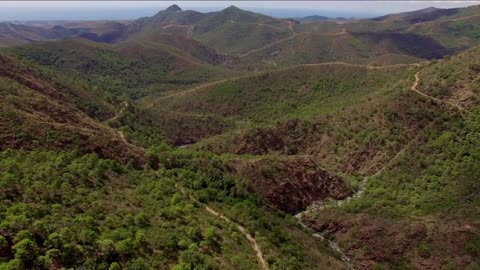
top-left (417, 243), bottom-right (431, 258)
top-left (109, 262), bottom-right (121, 270)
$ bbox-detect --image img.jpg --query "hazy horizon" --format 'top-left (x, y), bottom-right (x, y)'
top-left (0, 1), bottom-right (479, 21)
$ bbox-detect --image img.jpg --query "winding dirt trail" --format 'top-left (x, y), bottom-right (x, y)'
top-left (176, 185), bottom-right (269, 270)
top-left (162, 24), bottom-right (194, 37)
top-left (238, 30), bottom-right (349, 58)
top-left (204, 206), bottom-right (269, 270)
top-left (153, 79), bottom-right (230, 101)
top-left (147, 62), bottom-right (420, 108)
top-left (294, 68), bottom-right (451, 268)
top-left (103, 101), bottom-right (145, 150)
top-left (238, 32), bottom-right (301, 58)
top-left (411, 71), bottom-right (467, 113)
top-left (107, 101), bottom-right (129, 123)
top-left (287, 20), bottom-right (296, 34)
top-left (104, 101), bottom-right (129, 144)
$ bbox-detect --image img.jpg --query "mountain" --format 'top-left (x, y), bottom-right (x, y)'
top-left (236, 31), bottom-right (449, 69)
top-left (370, 7), bottom-right (459, 23)
top-left (1, 3), bottom-right (480, 270)
top-left (139, 43), bottom-right (480, 268)
top-left (136, 5), bottom-right (295, 55)
top-left (295, 5), bottom-right (480, 53)
top-left (7, 35), bottom-right (234, 100)
top-left (148, 47), bottom-right (480, 269)
top-left (0, 21), bottom-right (133, 47)
top-left (0, 46), bottom-right (349, 270)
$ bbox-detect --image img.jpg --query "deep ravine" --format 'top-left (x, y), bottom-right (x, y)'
top-left (293, 69), bottom-right (429, 269)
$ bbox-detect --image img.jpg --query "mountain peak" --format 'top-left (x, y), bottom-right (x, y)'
top-left (165, 4), bottom-right (182, 12)
top-left (223, 5), bottom-right (241, 12)
top-left (422, 7), bottom-right (439, 12)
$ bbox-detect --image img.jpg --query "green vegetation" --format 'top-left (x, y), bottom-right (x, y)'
top-left (2, 4), bottom-right (480, 270)
top-left (449, 21), bottom-right (480, 40)
top-left (344, 107), bottom-right (479, 217)
top-left (418, 46), bottom-right (480, 107)
top-left (7, 38), bottom-right (235, 100)
top-left (237, 32), bottom-right (443, 68)
top-left (0, 149), bottom-right (347, 270)
top-left (148, 64), bottom-right (415, 144)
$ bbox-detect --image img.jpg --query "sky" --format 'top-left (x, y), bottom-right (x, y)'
top-left (0, 1), bottom-right (479, 21)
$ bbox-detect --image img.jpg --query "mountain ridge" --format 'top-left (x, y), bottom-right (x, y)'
top-left (1, 3), bottom-right (480, 270)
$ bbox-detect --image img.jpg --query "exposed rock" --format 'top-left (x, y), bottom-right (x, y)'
top-left (303, 211), bottom-right (480, 270)
top-left (230, 155), bottom-right (353, 213)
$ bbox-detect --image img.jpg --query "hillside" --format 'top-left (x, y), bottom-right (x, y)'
top-left (146, 63), bottom-right (413, 127)
top-left (302, 48), bottom-right (480, 269)
top-left (237, 31), bottom-right (446, 68)
top-left (141, 44), bottom-right (480, 268)
top-left (2, 4), bottom-right (480, 67)
top-left (7, 36), bottom-right (236, 99)
top-left (370, 7), bottom-right (459, 23)
top-left (0, 52), bottom-right (145, 166)
top-left (0, 48), bottom-right (352, 270)
top-left (416, 47), bottom-right (480, 109)
top-left (0, 21), bottom-right (134, 47)
top-left (1, 3), bottom-right (480, 270)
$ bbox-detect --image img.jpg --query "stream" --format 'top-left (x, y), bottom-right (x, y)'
top-left (293, 177), bottom-right (369, 270)
top-left (293, 143), bottom-right (410, 269)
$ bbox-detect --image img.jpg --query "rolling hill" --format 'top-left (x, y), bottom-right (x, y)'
top-left (135, 5), bottom-right (295, 55)
top-left (1, 3), bottom-right (480, 270)
top-left (236, 31), bottom-right (448, 68)
top-left (0, 20), bottom-right (133, 47)
top-left (0, 52), bottom-right (145, 166)
top-left (0, 37), bottom-right (350, 270)
top-left (139, 43), bottom-right (480, 269)
top-left (6, 34), bottom-right (237, 100)
top-left (2, 4), bottom-right (480, 69)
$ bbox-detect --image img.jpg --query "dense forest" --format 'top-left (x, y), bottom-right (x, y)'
top-left (1, 3), bottom-right (480, 270)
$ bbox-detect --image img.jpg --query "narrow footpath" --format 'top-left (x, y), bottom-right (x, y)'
top-left (177, 185), bottom-right (269, 270)
top-left (410, 71), bottom-right (467, 113)
top-left (204, 206), bottom-right (269, 270)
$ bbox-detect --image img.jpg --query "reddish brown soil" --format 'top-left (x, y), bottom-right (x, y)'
top-left (230, 155), bottom-right (353, 213)
top-left (304, 210), bottom-right (480, 270)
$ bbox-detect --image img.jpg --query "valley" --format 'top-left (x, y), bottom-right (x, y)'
top-left (0, 2), bottom-right (479, 270)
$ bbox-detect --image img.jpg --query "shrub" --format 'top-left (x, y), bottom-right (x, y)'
top-left (417, 243), bottom-right (431, 258)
